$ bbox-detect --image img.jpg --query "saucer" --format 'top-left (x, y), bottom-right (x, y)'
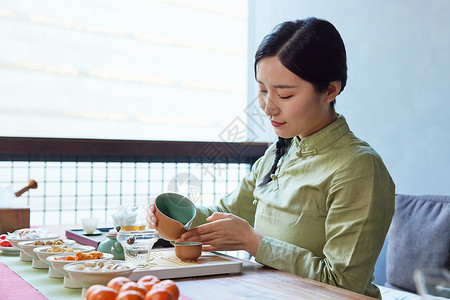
top-left (83, 230), bottom-right (101, 236)
top-left (0, 245), bottom-right (20, 255)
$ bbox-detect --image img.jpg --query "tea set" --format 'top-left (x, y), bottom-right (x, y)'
top-left (99, 192), bottom-right (202, 264)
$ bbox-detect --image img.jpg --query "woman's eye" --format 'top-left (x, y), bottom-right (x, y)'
top-left (258, 90), bottom-right (267, 94)
top-left (278, 95), bottom-right (292, 99)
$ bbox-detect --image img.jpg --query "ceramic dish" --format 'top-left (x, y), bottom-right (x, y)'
top-left (8, 233), bottom-right (60, 249)
top-left (8, 233), bottom-right (60, 261)
top-left (7, 228), bottom-right (48, 240)
top-left (33, 245), bottom-right (95, 276)
top-left (18, 239), bottom-right (75, 261)
top-left (64, 260), bottom-right (135, 297)
top-left (47, 252), bottom-right (114, 287)
top-left (0, 245), bottom-right (20, 255)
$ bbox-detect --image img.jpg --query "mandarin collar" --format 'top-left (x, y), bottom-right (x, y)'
top-left (292, 114), bottom-right (350, 157)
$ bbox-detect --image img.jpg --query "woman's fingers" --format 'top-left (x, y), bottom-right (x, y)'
top-left (171, 212), bottom-right (261, 255)
top-left (202, 244), bottom-right (242, 252)
top-left (148, 197), bottom-right (156, 213)
top-left (202, 245), bottom-right (218, 252)
top-left (206, 212), bottom-right (231, 222)
top-left (146, 201), bottom-right (158, 229)
top-left (176, 216), bottom-right (243, 247)
top-left (176, 224), bottom-right (212, 242)
top-left (178, 231), bottom-right (226, 245)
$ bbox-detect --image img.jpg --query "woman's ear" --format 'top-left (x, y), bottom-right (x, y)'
top-left (325, 81), bottom-right (341, 103)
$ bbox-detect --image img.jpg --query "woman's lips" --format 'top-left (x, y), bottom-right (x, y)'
top-left (270, 120), bottom-right (285, 127)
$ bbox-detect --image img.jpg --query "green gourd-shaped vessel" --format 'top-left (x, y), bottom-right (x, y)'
top-left (97, 226), bottom-right (124, 260)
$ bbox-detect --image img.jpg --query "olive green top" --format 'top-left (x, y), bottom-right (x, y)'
top-left (193, 114), bottom-right (395, 299)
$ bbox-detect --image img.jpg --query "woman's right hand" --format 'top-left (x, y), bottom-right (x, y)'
top-left (146, 197), bottom-right (158, 229)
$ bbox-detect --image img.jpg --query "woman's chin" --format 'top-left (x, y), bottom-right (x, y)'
top-left (274, 130), bottom-right (295, 139)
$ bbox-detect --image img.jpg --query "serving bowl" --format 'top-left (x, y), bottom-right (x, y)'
top-left (8, 231), bottom-right (59, 261)
top-left (116, 230), bottom-right (159, 268)
top-left (47, 252), bottom-right (114, 287)
top-left (64, 260), bottom-right (135, 297)
top-left (33, 245), bottom-right (95, 277)
top-left (18, 239), bottom-right (75, 267)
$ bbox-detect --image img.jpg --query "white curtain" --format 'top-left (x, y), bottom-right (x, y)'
top-left (0, 0), bottom-right (248, 142)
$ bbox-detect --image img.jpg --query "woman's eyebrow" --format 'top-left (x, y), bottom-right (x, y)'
top-left (257, 80), bottom-right (296, 89)
top-left (273, 84), bottom-right (297, 89)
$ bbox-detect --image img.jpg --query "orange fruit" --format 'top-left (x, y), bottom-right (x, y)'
top-left (116, 290), bottom-right (146, 300)
top-left (145, 288), bottom-right (174, 300)
top-left (119, 281), bottom-right (147, 296)
top-left (86, 286), bottom-right (118, 300)
top-left (85, 285), bottom-right (104, 300)
top-left (137, 275), bottom-right (161, 292)
top-left (152, 280), bottom-right (179, 300)
top-left (107, 276), bottom-right (132, 292)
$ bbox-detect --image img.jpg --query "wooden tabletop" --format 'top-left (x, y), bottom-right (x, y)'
top-left (173, 258), bottom-right (374, 300)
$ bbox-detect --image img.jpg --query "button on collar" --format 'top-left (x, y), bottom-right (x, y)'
top-left (296, 148), bottom-right (318, 157)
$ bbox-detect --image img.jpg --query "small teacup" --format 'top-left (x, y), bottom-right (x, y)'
top-left (174, 242), bottom-right (202, 262)
top-left (81, 217), bottom-right (99, 235)
top-left (155, 193), bottom-right (196, 241)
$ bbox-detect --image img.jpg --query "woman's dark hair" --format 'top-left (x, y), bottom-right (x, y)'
top-left (256, 17), bottom-right (347, 186)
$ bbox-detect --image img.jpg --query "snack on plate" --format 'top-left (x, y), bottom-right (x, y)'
top-left (55, 251), bottom-right (104, 261)
top-left (69, 261), bottom-right (131, 272)
top-left (46, 245), bottom-right (74, 253)
top-left (34, 239), bottom-right (64, 246)
top-left (8, 228), bottom-right (48, 240)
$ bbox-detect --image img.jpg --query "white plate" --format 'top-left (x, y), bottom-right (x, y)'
top-left (34, 245), bottom-right (96, 265)
top-left (47, 252), bottom-right (114, 276)
top-left (18, 239), bottom-right (76, 259)
top-left (0, 245), bottom-right (20, 255)
top-left (8, 233), bottom-right (60, 249)
top-left (64, 260), bottom-right (135, 298)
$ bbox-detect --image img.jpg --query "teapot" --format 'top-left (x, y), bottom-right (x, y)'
top-left (97, 226), bottom-right (124, 260)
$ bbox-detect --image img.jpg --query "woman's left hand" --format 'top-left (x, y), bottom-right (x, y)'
top-left (174, 212), bottom-right (263, 256)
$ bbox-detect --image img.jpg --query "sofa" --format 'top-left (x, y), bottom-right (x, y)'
top-left (373, 194), bottom-right (450, 299)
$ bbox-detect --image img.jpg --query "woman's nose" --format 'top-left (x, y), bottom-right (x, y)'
top-left (261, 94), bottom-right (279, 116)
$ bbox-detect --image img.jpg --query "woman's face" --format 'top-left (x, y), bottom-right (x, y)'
top-left (256, 56), bottom-right (336, 139)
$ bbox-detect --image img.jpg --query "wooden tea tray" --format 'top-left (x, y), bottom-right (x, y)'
top-left (129, 248), bottom-right (242, 281)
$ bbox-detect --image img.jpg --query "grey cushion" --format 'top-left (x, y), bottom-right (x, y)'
top-left (386, 194), bottom-right (450, 292)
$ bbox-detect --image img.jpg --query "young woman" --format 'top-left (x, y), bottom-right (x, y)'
top-left (148, 17), bottom-right (394, 299)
